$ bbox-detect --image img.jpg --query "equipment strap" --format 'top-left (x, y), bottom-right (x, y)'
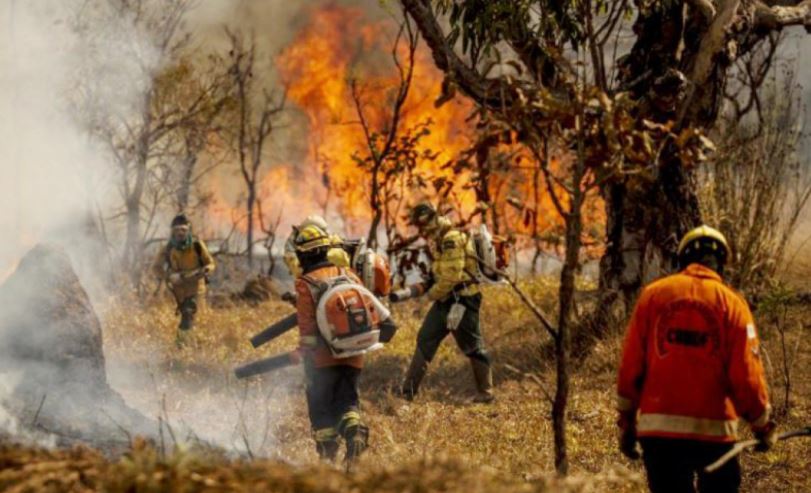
top-left (164, 239), bottom-right (206, 270)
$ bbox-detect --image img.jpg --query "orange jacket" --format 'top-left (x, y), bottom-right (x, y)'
top-left (295, 264), bottom-right (363, 369)
top-left (617, 264), bottom-right (770, 442)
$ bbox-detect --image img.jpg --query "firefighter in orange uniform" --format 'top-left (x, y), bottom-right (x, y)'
top-left (293, 223), bottom-right (397, 465)
top-left (616, 226), bottom-right (776, 492)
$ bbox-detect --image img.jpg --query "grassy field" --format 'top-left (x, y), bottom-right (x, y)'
top-left (2, 276), bottom-right (810, 492)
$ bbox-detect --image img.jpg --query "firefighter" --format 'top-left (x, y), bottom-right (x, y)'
top-left (616, 225), bottom-right (776, 493)
top-left (397, 203), bottom-right (493, 403)
top-left (283, 214), bottom-right (350, 278)
top-left (293, 222), bottom-right (397, 465)
top-left (152, 214), bottom-right (215, 339)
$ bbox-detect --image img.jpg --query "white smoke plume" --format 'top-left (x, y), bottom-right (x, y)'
top-left (0, 0), bottom-right (157, 443)
top-left (0, 0), bottom-right (301, 454)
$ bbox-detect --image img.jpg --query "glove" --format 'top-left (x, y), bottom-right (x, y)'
top-left (168, 273), bottom-right (182, 285)
top-left (753, 421), bottom-right (777, 452)
top-left (617, 411), bottom-right (640, 460)
top-left (619, 427), bottom-right (641, 460)
top-left (378, 318), bottom-right (398, 343)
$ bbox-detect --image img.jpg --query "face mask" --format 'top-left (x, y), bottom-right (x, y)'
top-left (170, 229), bottom-right (193, 250)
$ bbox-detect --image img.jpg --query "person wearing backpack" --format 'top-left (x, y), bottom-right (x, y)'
top-left (152, 214), bottom-right (215, 338)
top-left (283, 214), bottom-right (351, 279)
top-left (395, 203), bottom-right (494, 403)
top-left (293, 222), bottom-right (397, 465)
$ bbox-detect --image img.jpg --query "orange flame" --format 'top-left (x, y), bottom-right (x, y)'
top-left (272, 5), bottom-right (475, 235)
top-left (202, 4), bottom-right (605, 253)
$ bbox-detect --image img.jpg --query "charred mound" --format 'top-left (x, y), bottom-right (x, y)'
top-left (0, 244), bottom-right (154, 451)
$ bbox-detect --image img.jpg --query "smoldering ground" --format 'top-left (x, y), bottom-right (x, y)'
top-left (0, 240), bottom-right (306, 457)
top-left (0, 0), bottom-right (301, 457)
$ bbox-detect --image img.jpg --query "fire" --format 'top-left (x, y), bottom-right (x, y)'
top-left (200, 166), bottom-right (301, 241)
top-left (273, 5), bottom-right (475, 235)
top-left (200, 4), bottom-right (605, 253)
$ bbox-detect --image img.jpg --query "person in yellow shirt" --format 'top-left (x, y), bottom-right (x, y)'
top-left (397, 203), bottom-right (493, 403)
top-left (152, 214), bottom-right (215, 335)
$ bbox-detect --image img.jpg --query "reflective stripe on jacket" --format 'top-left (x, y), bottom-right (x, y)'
top-left (617, 263), bottom-right (770, 442)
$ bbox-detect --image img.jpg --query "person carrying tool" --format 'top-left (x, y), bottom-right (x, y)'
top-left (283, 214), bottom-right (350, 279)
top-left (152, 214), bottom-right (215, 341)
top-left (396, 202), bottom-right (494, 403)
top-left (616, 225), bottom-right (776, 493)
top-left (250, 232), bottom-right (393, 350)
top-left (293, 221), bottom-right (397, 466)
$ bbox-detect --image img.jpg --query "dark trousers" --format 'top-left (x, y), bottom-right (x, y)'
top-left (304, 363), bottom-right (361, 431)
top-left (174, 295), bottom-right (199, 331)
top-left (640, 438), bottom-right (741, 493)
top-left (417, 293), bottom-right (486, 361)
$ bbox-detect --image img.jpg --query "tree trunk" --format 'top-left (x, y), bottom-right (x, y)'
top-left (176, 151), bottom-right (197, 212)
top-left (246, 184), bottom-right (256, 267)
top-left (531, 241), bottom-right (542, 275)
top-left (531, 155), bottom-right (543, 274)
top-left (593, 2), bottom-right (704, 325)
top-left (368, 210), bottom-right (383, 250)
top-left (553, 205), bottom-right (582, 474)
top-left (474, 139), bottom-right (498, 233)
top-left (552, 331), bottom-right (570, 474)
top-left (597, 149), bottom-right (703, 325)
top-left (125, 195), bottom-right (142, 286)
top-left (126, 124), bottom-right (151, 289)
top-left (267, 252), bottom-right (276, 276)
top-left (368, 165), bottom-right (383, 249)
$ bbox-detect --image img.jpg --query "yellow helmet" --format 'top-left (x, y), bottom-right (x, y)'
top-left (329, 233), bottom-right (344, 247)
top-left (294, 224), bottom-right (332, 252)
top-left (301, 214), bottom-right (329, 231)
top-left (677, 225), bottom-right (730, 265)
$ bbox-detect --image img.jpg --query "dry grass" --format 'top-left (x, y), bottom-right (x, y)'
top-left (2, 277), bottom-right (810, 491)
top-left (0, 438), bottom-right (642, 493)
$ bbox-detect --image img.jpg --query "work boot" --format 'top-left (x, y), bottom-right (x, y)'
top-left (174, 329), bottom-right (190, 349)
top-left (470, 358), bottom-right (495, 403)
top-left (178, 298), bottom-right (197, 331)
top-left (314, 428), bottom-right (339, 462)
top-left (343, 424), bottom-right (369, 468)
top-left (179, 313), bottom-right (194, 331)
top-left (316, 439), bottom-right (339, 462)
top-left (398, 349), bottom-right (428, 401)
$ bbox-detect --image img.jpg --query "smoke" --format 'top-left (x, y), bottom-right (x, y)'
top-left (0, 370), bottom-right (56, 447)
top-left (0, 1), bottom-right (129, 276)
top-left (0, 0), bottom-right (177, 449)
top-left (0, 1), bottom-right (303, 454)
top-left (188, 0), bottom-right (387, 48)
